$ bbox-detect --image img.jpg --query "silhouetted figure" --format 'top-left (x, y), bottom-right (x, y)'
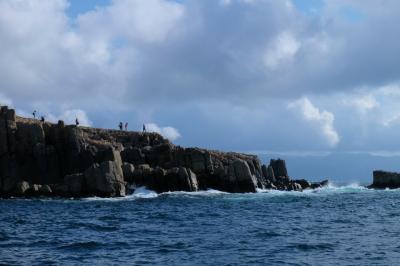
top-left (119, 122), bottom-right (123, 131)
top-left (40, 116), bottom-right (45, 123)
top-left (142, 124), bottom-right (146, 133)
top-left (125, 122), bottom-right (128, 131)
top-left (32, 110), bottom-right (37, 119)
top-left (75, 118), bottom-right (79, 127)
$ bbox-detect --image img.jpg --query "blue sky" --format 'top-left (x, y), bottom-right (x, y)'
top-left (1, 0), bottom-right (400, 183)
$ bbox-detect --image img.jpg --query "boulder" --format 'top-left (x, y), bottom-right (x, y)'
top-left (84, 161), bottom-right (126, 197)
top-left (95, 147), bottom-right (122, 166)
top-left (178, 167), bottom-right (199, 192)
top-left (15, 181), bottom-right (30, 195)
top-left (232, 159), bottom-right (258, 192)
top-left (122, 163), bottom-right (135, 182)
top-left (39, 185), bottom-right (52, 196)
top-left (290, 182), bottom-right (302, 191)
top-left (295, 179), bottom-right (311, 190)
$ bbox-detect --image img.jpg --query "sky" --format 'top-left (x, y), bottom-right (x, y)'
top-left (1, 0), bottom-right (400, 183)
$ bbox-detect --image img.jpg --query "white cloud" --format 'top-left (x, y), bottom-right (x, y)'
top-left (288, 97), bottom-right (340, 147)
top-left (342, 93), bottom-right (378, 114)
top-left (264, 31), bottom-right (300, 70)
top-left (145, 123), bottom-right (181, 141)
top-left (0, 93), bottom-right (12, 107)
top-left (58, 109), bottom-right (92, 126)
top-left (27, 108), bottom-right (92, 127)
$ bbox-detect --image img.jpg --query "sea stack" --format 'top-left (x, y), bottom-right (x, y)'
top-left (369, 170), bottom-right (400, 189)
top-left (0, 106), bottom-right (328, 198)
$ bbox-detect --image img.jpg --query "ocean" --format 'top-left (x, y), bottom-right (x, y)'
top-left (1, 185), bottom-right (399, 265)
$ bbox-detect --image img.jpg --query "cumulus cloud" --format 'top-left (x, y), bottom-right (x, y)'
top-left (35, 109), bottom-right (92, 126)
top-left (342, 93), bottom-right (378, 114)
top-left (3, 0), bottom-right (400, 151)
top-left (288, 97), bottom-right (340, 147)
top-left (264, 31), bottom-right (300, 70)
top-left (145, 123), bottom-right (181, 141)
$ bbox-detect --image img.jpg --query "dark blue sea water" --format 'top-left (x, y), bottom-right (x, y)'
top-left (1, 184), bottom-right (400, 265)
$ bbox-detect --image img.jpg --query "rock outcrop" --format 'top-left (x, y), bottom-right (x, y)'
top-left (0, 106), bottom-right (328, 198)
top-left (369, 170), bottom-right (400, 189)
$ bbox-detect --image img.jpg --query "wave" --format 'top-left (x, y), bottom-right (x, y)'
top-left (256, 182), bottom-right (370, 196)
top-left (5, 183), bottom-right (396, 203)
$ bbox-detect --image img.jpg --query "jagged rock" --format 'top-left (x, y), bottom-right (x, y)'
top-left (231, 159), bottom-right (258, 192)
top-left (178, 167), bottom-right (199, 192)
top-left (270, 159), bottom-right (288, 178)
top-left (310, 180), bottom-right (329, 189)
top-left (64, 173), bottom-right (86, 195)
top-left (84, 161), bottom-right (126, 197)
top-left (295, 179), bottom-right (311, 190)
top-left (39, 185), bottom-right (53, 196)
top-left (266, 165), bottom-right (276, 182)
top-left (16, 181), bottom-right (30, 195)
top-left (290, 182), bottom-right (303, 191)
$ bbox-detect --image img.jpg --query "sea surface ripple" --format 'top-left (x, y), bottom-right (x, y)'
top-left (1, 184), bottom-right (400, 265)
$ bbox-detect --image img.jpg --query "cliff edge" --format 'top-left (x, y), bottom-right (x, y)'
top-left (0, 106), bottom-right (327, 197)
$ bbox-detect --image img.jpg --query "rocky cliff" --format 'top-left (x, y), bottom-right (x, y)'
top-left (0, 106), bottom-right (327, 198)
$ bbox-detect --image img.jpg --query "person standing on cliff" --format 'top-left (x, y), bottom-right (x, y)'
top-left (40, 116), bottom-right (45, 123)
top-left (32, 110), bottom-right (37, 119)
top-left (75, 118), bottom-right (79, 127)
top-left (125, 122), bottom-right (128, 131)
top-left (119, 122), bottom-right (123, 131)
top-left (142, 124), bottom-right (146, 133)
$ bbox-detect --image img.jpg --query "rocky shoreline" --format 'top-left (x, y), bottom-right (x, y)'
top-left (0, 106), bottom-right (328, 198)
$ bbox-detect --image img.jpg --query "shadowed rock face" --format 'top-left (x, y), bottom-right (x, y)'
top-left (0, 106), bottom-right (327, 198)
top-left (369, 170), bottom-right (400, 189)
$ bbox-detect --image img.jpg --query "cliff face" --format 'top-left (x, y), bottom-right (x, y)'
top-left (0, 106), bottom-right (327, 197)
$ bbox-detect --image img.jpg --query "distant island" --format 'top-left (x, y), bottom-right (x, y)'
top-left (0, 106), bottom-right (328, 198)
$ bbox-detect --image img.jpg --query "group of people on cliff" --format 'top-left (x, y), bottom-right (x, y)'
top-left (32, 110), bottom-right (147, 133)
top-left (118, 122), bottom-right (146, 133)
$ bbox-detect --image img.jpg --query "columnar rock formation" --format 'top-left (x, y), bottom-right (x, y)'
top-left (369, 170), bottom-right (400, 189)
top-left (0, 106), bottom-right (327, 198)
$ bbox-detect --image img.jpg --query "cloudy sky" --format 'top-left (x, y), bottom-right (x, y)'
top-left (1, 0), bottom-right (400, 182)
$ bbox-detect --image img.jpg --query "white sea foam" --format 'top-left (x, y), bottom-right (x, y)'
top-left (132, 187), bottom-right (159, 199)
top-left (75, 183), bottom-right (380, 202)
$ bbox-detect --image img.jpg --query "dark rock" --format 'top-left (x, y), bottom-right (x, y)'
top-left (84, 161), bottom-right (126, 197)
top-left (0, 106), bottom-right (326, 197)
top-left (310, 180), bottom-right (329, 189)
top-left (294, 179), bottom-right (311, 190)
top-left (16, 181), bottom-right (30, 195)
top-left (64, 173), bottom-right (86, 195)
top-left (270, 159), bottom-right (288, 177)
top-left (121, 148), bottom-right (145, 165)
top-left (95, 147), bottom-right (122, 166)
top-left (266, 165), bottom-right (276, 182)
top-left (122, 163), bottom-right (135, 182)
top-left (370, 170), bottom-right (400, 189)
top-left (39, 185), bottom-right (53, 196)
